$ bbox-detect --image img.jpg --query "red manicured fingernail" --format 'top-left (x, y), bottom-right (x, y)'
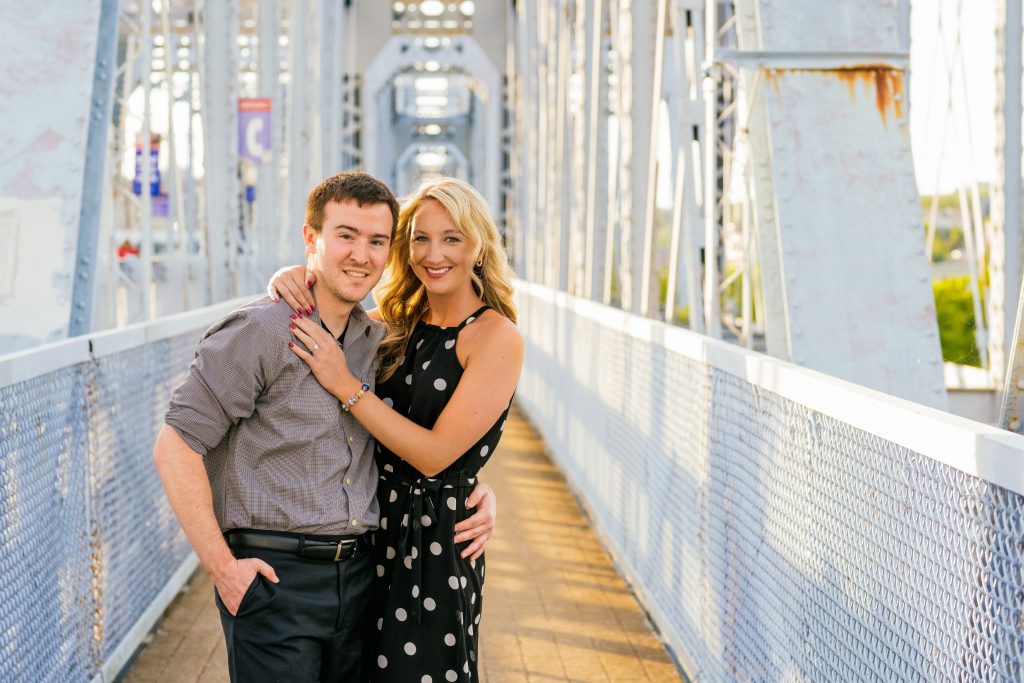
top-left (305, 308), bottom-right (312, 315)
top-left (306, 282), bottom-right (312, 289)
top-left (288, 342), bottom-right (295, 348)
top-left (296, 308), bottom-right (303, 314)
top-left (289, 323), bottom-right (296, 329)
top-left (290, 314), bottom-right (297, 320)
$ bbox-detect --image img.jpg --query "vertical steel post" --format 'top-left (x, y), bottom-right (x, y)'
top-left (288, 0), bottom-right (309, 264)
top-left (638, 0), bottom-right (668, 318)
top-left (161, 0), bottom-right (188, 313)
top-left (140, 1), bottom-right (154, 320)
top-left (203, 0), bottom-right (240, 302)
top-left (186, 1), bottom-right (203, 305)
top-left (70, 0), bottom-right (120, 336)
top-left (702, 0), bottom-right (720, 337)
top-left (325, 1), bottom-right (344, 174)
top-left (1008, 1), bottom-right (1023, 357)
top-left (258, 0), bottom-right (280, 279)
top-left (537, 1), bottom-right (552, 286)
top-left (583, 0), bottom-right (610, 302)
top-left (556, 1), bottom-right (572, 291)
top-left (665, 144), bottom-right (685, 324)
top-left (998, 0), bottom-right (1024, 429)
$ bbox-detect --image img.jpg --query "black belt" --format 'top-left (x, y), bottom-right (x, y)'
top-left (225, 529), bottom-right (368, 562)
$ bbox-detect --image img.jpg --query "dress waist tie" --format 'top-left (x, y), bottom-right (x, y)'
top-left (382, 470), bottom-right (476, 624)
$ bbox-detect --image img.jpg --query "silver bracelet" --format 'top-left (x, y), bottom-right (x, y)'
top-left (342, 383), bottom-right (370, 412)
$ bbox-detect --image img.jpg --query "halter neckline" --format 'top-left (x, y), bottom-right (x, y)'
top-left (418, 305), bottom-right (491, 331)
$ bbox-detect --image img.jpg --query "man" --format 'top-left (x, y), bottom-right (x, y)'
top-left (154, 172), bottom-right (494, 682)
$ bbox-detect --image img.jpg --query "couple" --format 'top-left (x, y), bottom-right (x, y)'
top-left (154, 171), bottom-right (523, 682)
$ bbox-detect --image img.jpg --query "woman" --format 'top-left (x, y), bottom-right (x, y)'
top-left (271, 177), bottom-right (523, 682)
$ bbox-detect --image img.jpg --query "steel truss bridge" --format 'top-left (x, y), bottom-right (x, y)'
top-left (1, 1), bottom-right (1024, 681)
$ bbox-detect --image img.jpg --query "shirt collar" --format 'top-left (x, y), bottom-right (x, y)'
top-left (308, 290), bottom-right (378, 347)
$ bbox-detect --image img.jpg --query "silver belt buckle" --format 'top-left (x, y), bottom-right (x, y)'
top-left (333, 538), bottom-right (357, 561)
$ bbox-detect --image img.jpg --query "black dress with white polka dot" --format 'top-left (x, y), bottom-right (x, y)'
top-left (367, 306), bottom-right (509, 683)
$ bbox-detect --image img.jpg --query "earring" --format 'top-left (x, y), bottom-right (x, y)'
top-left (475, 259), bottom-right (483, 267)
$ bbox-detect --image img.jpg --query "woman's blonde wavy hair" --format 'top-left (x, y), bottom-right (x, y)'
top-left (375, 177), bottom-right (517, 381)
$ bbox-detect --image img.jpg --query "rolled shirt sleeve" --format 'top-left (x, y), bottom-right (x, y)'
top-left (166, 310), bottom-right (279, 456)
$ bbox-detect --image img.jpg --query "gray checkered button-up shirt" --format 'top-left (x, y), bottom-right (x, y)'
top-left (165, 296), bottom-right (386, 535)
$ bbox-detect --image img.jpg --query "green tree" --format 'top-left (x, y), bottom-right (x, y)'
top-left (932, 275), bottom-right (982, 367)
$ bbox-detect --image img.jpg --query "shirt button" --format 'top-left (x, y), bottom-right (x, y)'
top-left (347, 436), bottom-right (353, 444)
top-left (351, 519), bottom-right (359, 526)
top-left (345, 478), bottom-right (352, 486)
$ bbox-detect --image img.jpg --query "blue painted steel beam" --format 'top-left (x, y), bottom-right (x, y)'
top-left (69, 0), bottom-right (120, 337)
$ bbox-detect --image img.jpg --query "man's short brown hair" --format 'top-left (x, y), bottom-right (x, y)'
top-left (305, 171), bottom-right (400, 236)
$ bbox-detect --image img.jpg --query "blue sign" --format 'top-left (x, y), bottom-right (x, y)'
top-left (132, 142), bottom-right (160, 196)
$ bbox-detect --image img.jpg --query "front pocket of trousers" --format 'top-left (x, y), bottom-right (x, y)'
top-left (215, 574), bottom-right (262, 618)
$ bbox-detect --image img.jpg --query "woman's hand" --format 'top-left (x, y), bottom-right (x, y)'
top-left (454, 482), bottom-right (496, 561)
top-left (268, 265), bottom-right (318, 315)
top-left (288, 315), bottom-right (362, 399)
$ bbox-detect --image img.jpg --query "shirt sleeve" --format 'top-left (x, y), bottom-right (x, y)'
top-left (165, 310), bottom-right (280, 456)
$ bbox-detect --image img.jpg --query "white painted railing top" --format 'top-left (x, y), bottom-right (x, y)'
top-left (0, 295), bottom-right (258, 389)
top-left (519, 279), bottom-right (1024, 496)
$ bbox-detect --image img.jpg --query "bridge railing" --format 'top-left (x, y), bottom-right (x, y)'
top-left (515, 280), bottom-right (1024, 681)
top-left (0, 296), bottom-right (254, 683)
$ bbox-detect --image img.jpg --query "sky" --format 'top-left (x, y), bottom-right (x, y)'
top-left (909, 0), bottom-right (998, 196)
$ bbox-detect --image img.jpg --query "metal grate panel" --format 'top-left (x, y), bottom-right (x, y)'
top-left (517, 286), bottom-right (1024, 682)
top-left (89, 335), bottom-right (197, 660)
top-left (0, 366), bottom-right (94, 680)
top-left (0, 330), bottom-right (202, 680)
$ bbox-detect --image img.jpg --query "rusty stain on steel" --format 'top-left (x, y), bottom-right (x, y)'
top-left (763, 65), bottom-right (904, 124)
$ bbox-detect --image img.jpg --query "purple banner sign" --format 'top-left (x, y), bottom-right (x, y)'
top-left (239, 98), bottom-right (272, 164)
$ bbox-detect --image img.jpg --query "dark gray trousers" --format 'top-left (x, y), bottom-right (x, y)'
top-left (214, 547), bottom-right (372, 682)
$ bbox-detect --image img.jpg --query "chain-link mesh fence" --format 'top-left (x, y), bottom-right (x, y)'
top-left (0, 314), bottom-right (225, 680)
top-left (516, 285), bottom-right (1024, 682)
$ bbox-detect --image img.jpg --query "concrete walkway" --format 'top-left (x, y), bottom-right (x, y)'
top-left (123, 408), bottom-right (682, 682)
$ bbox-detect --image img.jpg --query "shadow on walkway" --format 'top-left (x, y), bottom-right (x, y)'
top-left (123, 407), bottom-right (681, 682)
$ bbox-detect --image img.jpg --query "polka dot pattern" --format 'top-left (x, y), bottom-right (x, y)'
top-left (366, 305), bottom-right (505, 682)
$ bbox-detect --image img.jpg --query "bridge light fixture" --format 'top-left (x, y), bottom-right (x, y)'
top-left (415, 76), bottom-right (449, 92)
top-left (415, 148), bottom-right (448, 169)
top-left (419, 0), bottom-right (445, 17)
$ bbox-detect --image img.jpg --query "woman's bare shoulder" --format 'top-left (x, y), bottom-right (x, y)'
top-left (465, 309), bottom-right (522, 353)
top-left (367, 308), bottom-right (384, 322)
